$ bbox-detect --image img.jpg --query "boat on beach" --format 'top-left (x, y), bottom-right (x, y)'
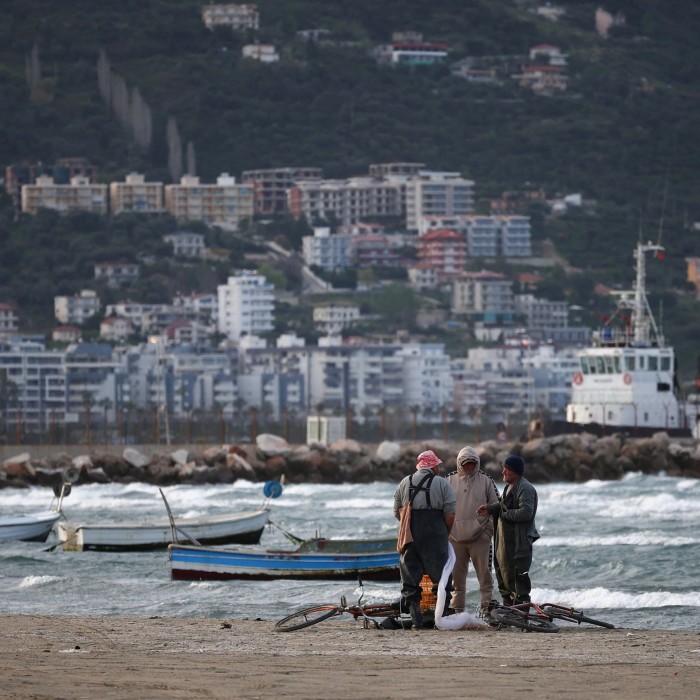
top-left (168, 537), bottom-right (400, 581)
top-left (555, 241), bottom-right (691, 437)
top-left (0, 511), bottom-right (64, 542)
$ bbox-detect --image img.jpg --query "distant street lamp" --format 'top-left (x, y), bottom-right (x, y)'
top-left (148, 336), bottom-right (171, 446)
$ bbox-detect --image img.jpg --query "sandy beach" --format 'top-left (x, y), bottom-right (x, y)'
top-left (1, 615), bottom-right (699, 699)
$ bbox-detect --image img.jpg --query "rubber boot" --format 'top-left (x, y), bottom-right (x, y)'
top-left (409, 601), bottom-right (424, 630)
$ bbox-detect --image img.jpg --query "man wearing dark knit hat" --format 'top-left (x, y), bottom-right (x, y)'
top-left (477, 454), bottom-right (539, 606)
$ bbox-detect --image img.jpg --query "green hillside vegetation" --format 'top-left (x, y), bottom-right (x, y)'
top-left (1, 0), bottom-right (699, 377)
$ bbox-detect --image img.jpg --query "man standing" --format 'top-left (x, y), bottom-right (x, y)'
top-left (393, 449), bottom-right (456, 629)
top-left (477, 454), bottom-right (539, 605)
top-left (447, 446), bottom-right (500, 617)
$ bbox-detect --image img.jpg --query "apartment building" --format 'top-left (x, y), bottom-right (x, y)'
top-left (421, 215), bottom-right (532, 257)
top-left (163, 231), bottom-right (206, 258)
top-left (21, 175), bottom-right (108, 215)
top-left (451, 271), bottom-right (515, 323)
top-left (515, 294), bottom-right (569, 329)
top-left (201, 3), bottom-right (259, 30)
top-left (0, 303), bottom-right (19, 333)
top-left (289, 177), bottom-right (403, 227)
top-left (404, 171), bottom-right (475, 231)
top-left (94, 261), bottom-right (140, 287)
top-left (302, 227), bottom-right (352, 270)
top-left (242, 167), bottom-right (322, 215)
top-left (164, 174), bottom-right (254, 229)
top-left (313, 303), bottom-right (361, 334)
top-left (417, 228), bottom-right (467, 277)
top-left (54, 289), bottom-right (101, 325)
top-left (350, 234), bottom-right (402, 268)
top-left (0, 339), bottom-right (128, 429)
top-left (100, 316), bottom-right (132, 342)
top-left (109, 173), bottom-right (164, 215)
top-left (217, 270), bottom-right (275, 341)
top-left (242, 44), bottom-right (279, 62)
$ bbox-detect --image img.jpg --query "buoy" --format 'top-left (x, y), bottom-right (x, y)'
top-left (263, 480), bottom-right (284, 499)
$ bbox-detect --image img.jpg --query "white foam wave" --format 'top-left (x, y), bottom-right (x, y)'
top-left (18, 575), bottom-right (64, 588)
top-left (533, 585), bottom-right (700, 609)
top-left (541, 532), bottom-right (700, 547)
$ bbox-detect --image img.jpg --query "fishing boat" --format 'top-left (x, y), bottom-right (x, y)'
top-left (0, 511), bottom-right (63, 543)
top-left (56, 479), bottom-right (285, 552)
top-left (562, 241), bottom-right (690, 436)
top-left (168, 538), bottom-right (400, 581)
top-left (57, 507), bottom-right (271, 552)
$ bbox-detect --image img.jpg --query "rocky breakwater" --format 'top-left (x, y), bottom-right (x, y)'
top-left (1, 431), bottom-right (699, 491)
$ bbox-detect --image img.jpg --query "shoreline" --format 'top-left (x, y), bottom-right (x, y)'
top-left (2, 615), bottom-right (699, 699)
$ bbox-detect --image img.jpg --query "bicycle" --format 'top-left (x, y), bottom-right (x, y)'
top-left (489, 601), bottom-right (614, 633)
top-left (539, 602), bottom-right (615, 629)
top-left (275, 578), bottom-right (406, 632)
top-left (489, 601), bottom-right (560, 633)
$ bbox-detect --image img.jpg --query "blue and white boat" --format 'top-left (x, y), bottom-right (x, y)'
top-left (168, 539), bottom-right (400, 581)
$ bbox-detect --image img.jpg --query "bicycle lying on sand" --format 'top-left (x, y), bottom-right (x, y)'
top-left (275, 578), bottom-right (405, 632)
top-left (488, 601), bottom-right (615, 633)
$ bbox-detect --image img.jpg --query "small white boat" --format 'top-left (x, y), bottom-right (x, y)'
top-left (0, 511), bottom-right (64, 543)
top-left (57, 507), bottom-right (271, 552)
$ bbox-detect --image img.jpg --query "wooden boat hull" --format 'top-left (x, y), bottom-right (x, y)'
top-left (57, 508), bottom-right (270, 551)
top-left (168, 543), bottom-right (400, 581)
top-left (0, 512), bottom-right (63, 542)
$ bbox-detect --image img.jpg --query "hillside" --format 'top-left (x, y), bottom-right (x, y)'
top-left (0, 0), bottom-right (699, 376)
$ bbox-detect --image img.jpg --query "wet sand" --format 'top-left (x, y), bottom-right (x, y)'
top-left (1, 615), bottom-right (699, 699)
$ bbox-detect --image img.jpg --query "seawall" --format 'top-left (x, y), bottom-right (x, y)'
top-left (1, 431), bottom-right (699, 490)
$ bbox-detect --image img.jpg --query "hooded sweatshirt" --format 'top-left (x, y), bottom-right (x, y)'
top-left (447, 448), bottom-right (500, 543)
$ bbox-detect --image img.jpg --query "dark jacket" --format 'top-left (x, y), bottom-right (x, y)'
top-left (489, 476), bottom-right (539, 558)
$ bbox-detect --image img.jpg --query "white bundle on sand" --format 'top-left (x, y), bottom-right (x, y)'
top-left (434, 543), bottom-right (488, 630)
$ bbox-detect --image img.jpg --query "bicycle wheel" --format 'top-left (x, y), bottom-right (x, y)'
top-left (542, 607), bottom-right (615, 629)
top-left (275, 605), bottom-right (343, 632)
top-left (490, 608), bottom-right (559, 633)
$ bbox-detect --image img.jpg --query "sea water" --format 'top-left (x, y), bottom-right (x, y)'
top-left (1, 473), bottom-right (698, 630)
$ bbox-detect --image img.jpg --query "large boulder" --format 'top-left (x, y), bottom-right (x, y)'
top-left (123, 447), bottom-right (149, 469)
top-left (256, 433), bottom-right (292, 457)
top-left (375, 441), bottom-right (401, 465)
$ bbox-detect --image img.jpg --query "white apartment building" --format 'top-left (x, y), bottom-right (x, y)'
top-left (94, 261), bottom-right (140, 287)
top-left (163, 231), bottom-right (206, 258)
top-left (100, 316), bottom-right (132, 342)
top-left (421, 215), bottom-right (532, 257)
top-left (21, 175), bottom-right (108, 216)
top-left (164, 174), bottom-right (254, 229)
top-left (302, 227), bottom-right (352, 270)
top-left (217, 270), bottom-right (274, 341)
top-left (289, 177), bottom-right (403, 227)
top-left (515, 294), bottom-right (569, 329)
top-left (242, 44), bottom-right (279, 62)
top-left (109, 173), bottom-right (164, 215)
top-left (404, 171), bottom-right (475, 232)
top-left (313, 303), bottom-right (361, 334)
top-left (399, 343), bottom-right (454, 420)
top-left (201, 3), bottom-right (259, 30)
top-left (54, 289), bottom-right (101, 325)
top-left (451, 271), bottom-right (515, 323)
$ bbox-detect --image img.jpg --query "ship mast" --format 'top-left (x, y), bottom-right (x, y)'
top-left (632, 241), bottom-right (665, 347)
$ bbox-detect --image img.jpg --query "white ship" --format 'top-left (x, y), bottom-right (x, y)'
top-left (564, 241), bottom-right (690, 436)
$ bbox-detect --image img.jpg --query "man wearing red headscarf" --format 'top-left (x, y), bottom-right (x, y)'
top-left (393, 450), bottom-right (456, 629)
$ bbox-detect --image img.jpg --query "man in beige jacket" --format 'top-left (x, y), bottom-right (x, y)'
top-left (446, 446), bottom-right (500, 616)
